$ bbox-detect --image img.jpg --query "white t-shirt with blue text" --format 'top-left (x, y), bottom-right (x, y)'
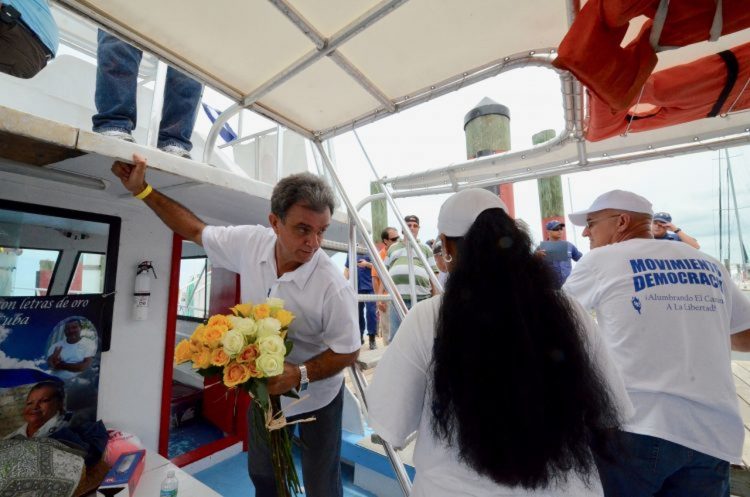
top-left (564, 238), bottom-right (750, 463)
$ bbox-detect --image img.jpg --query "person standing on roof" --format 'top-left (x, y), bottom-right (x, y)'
top-left (92, 31), bottom-right (203, 159)
top-left (535, 220), bottom-right (583, 288)
top-left (651, 211), bottom-right (700, 249)
top-left (384, 215), bottom-right (437, 341)
top-left (111, 154), bottom-right (360, 497)
top-left (563, 190), bottom-right (750, 497)
top-left (368, 188), bottom-right (631, 497)
top-left (0, 0), bottom-right (58, 79)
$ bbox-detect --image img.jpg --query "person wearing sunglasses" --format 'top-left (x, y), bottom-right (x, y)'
top-left (372, 227), bottom-right (399, 345)
top-left (384, 215), bottom-right (439, 341)
top-left (564, 189), bottom-right (750, 497)
top-left (535, 220), bottom-right (583, 288)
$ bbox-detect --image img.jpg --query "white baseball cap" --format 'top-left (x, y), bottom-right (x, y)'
top-left (568, 190), bottom-right (653, 226)
top-left (438, 188), bottom-right (508, 237)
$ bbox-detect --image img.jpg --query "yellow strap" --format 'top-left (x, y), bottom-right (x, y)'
top-left (134, 184), bottom-right (153, 200)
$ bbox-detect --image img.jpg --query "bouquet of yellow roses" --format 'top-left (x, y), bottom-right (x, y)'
top-left (174, 297), bottom-right (301, 496)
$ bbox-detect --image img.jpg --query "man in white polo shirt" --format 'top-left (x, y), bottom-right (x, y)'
top-left (112, 154), bottom-right (360, 497)
top-left (563, 189), bottom-right (750, 497)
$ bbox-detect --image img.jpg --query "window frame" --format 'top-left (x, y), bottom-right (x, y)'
top-left (176, 254), bottom-right (210, 323)
top-left (0, 199), bottom-right (121, 351)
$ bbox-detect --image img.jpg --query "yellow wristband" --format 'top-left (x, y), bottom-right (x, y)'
top-left (134, 184), bottom-right (153, 200)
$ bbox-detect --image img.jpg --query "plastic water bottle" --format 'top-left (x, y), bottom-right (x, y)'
top-left (159, 470), bottom-right (178, 497)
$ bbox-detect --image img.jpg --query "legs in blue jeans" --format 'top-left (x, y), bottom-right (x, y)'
top-left (389, 299), bottom-right (413, 342)
top-left (93, 30), bottom-right (203, 151)
top-left (357, 298), bottom-right (377, 340)
top-left (247, 384), bottom-right (344, 497)
top-left (157, 66), bottom-right (203, 150)
top-left (595, 431), bottom-right (729, 497)
top-left (93, 30), bottom-right (141, 134)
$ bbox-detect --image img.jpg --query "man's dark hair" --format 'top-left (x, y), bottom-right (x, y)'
top-left (380, 227), bottom-right (396, 242)
top-left (64, 318), bottom-right (82, 329)
top-left (271, 173), bottom-right (336, 220)
top-left (431, 208), bottom-right (621, 489)
top-left (29, 381), bottom-right (65, 410)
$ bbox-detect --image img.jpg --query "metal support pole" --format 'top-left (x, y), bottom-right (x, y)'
top-left (146, 60), bottom-right (168, 148)
top-left (348, 364), bottom-right (413, 496)
top-left (313, 141), bottom-right (409, 322)
top-left (353, 130), bottom-right (444, 294)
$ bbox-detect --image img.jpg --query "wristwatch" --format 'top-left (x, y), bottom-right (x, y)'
top-left (298, 364), bottom-right (309, 392)
top-left (674, 228), bottom-right (682, 233)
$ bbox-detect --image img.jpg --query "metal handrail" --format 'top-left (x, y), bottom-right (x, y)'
top-left (314, 140), bottom-right (413, 496)
top-left (353, 130), bottom-right (444, 297)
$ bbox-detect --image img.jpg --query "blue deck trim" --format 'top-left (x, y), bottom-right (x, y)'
top-left (341, 429), bottom-right (416, 480)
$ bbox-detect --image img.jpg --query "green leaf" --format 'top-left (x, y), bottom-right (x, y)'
top-left (284, 339), bottom-right (293, 356)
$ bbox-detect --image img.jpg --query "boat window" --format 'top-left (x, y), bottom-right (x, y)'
top-left (177, 242), bottom-right (211, 322)
top-left (67, 252), bottom-right (106, 295)
top-left (0, 246), bottom-right (61, 296)
top-left (0, 200), bottom-right (120, 350)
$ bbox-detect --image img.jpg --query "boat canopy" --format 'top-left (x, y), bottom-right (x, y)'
top-left (56, 0), bottom-right (750, 189)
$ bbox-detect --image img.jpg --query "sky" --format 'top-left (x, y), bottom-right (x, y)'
top-left (320, 67), bottom-right (750, 271)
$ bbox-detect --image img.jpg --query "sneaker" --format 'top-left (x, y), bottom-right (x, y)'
top-left (97, 129), bottom-right (135, 142)
top-left (368, 335), bottom-right (377, 350)
top-left (160, 144), bottom-right (192, 159)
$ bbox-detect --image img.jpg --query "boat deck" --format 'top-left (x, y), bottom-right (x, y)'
top-left (733, 361), bottom-right (750, 466)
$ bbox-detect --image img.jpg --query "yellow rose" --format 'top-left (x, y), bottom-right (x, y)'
top-left (230, 302), bottom-right (254, 318)
top-left (237, 344), bottom-right (259, 364)
top-left (229, 316), bottom-right (257, 338)
top-left (174, 340), bottom-right (192, 365)
top-left (191, 347), bottom-right (211, 369)
top-left (221, 329), bottom-right (246, 356)
top-left (256, 318), bottom-right (282, 338)
top-left (273, 309), bottom-right (294, 328)
top-left (253, 303), bottom-right (270, 320)
top-left (207, 314), bottom-right (233, 330)
top-left (210, 348), bottom-right (230, 367)
top-left (257, 335), bottom-right (286, 356)
top-left (256, 353), bottom-right (285, 377)
top-left (266, 297), bottom-right (285, 310)
top-left (189, 324), bottom-right (205, 351)
top-left (223, 361), bottom-right (251, 387)
top-left (202, 324), bottom-right (228, 348)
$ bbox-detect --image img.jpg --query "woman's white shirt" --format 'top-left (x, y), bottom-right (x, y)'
top-left (367, 295), bottom-right (633, 497)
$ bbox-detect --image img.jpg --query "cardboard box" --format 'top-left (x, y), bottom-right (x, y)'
top-left (97, 449), bottom-right (146, 497)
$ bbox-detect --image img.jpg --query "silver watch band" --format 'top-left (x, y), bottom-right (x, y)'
top-left (299, 364), bottom-right (309, 391)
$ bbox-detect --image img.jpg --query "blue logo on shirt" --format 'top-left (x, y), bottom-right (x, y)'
top-left (631, 296), bottom-right (642, 314)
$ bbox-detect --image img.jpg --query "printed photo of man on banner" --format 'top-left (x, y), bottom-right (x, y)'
top-left (0, 294), bottom-right (105, 439)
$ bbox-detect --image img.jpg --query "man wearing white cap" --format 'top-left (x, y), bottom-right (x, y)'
top-left (563, 189), bottom-right (750, 497)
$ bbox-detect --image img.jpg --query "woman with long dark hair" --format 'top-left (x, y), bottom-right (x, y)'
top-left (367, 188), bottom-right (632, 496)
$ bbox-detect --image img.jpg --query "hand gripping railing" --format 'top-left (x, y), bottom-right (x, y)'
top-left (313, 140), bottom-right (413, 496)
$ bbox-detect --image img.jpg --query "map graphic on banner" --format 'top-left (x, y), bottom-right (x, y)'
top-left (0, 295), bottom-right (105, 438)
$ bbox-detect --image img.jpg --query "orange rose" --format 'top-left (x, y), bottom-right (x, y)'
top-left (230, 302), bottom-right (253, 317)
top-left (223, 361), bottom-right (251, 387)
top-left (237, 344), bottom-right (260, 364)
top-left (273, 309), bottom-right (294, 328)
top-left (211, 348), bottom-right (231, 367)
top-left (246, 360), bottom-right (263, 378)
top-left (202, 324), bottom-right (228, 348)
top-left (191, 347), bottom-right (211, 369)
top-left (253, 304), bottom-right (270, 320)
top-left (208, 314), bottom-right (233, 330)
top-left (174, 340), bottom-right (192, 365)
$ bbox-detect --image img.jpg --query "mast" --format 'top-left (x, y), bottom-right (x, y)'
top-left (718, 151), bottom-right (723, 263)
top-left (726, 149), bottom-right (749, 275)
